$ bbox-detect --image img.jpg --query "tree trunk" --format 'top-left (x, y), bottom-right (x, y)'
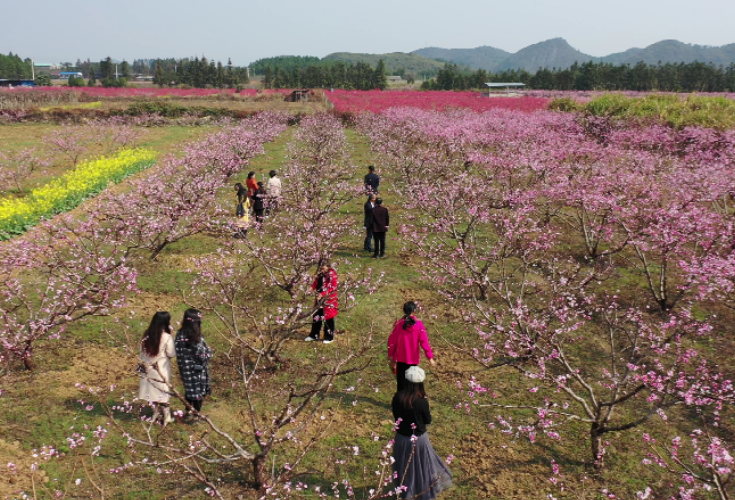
top-left (23, 343), bottom-right (35, 371)
top-left (253, 454), bottom-right (268, 492)
top-left (590, 422), bottom-right (604, 469)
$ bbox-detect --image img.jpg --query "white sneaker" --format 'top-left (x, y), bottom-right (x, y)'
top-left (304, 336), bottom-right (316, 342)
top-left (323, 340), bottom-right (333, 344)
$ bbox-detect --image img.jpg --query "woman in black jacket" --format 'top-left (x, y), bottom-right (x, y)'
top-left (253, 182), bottom-right (266, 224)
top-left (174, 309), bottom-right (213, 419)
top-left (392, 366), bottom-right (452, 500)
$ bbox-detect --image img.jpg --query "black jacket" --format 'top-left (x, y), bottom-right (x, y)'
top-left (363, 200), bottom-right (374, 227)
top-left (392, 393), bottom-right (432, 436)
top-left (371, 205), bottom-right (389, 232)
top-left (364, 172), bottom-right (380, 193)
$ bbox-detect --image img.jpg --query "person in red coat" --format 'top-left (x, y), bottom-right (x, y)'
top-left (306, 264), bottom-right (338, 343)
top-left (246, 171), bottom-right (259, 202)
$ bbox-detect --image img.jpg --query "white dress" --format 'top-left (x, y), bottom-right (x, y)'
top-left (138, 333), bottom-right (176, 404)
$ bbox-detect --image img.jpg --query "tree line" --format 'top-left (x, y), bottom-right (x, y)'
top-left (261, 60), bottom-right (388, 90)
top-left (0, 52), bottom-right (33, 79)
top-left (149, 57), bottom-right (249, 88)
top-left (249, 55), bottom-right (321, 76)
top-left (422, 60), bottom-right (735, 92)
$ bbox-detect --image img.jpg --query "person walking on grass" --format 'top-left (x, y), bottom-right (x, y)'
top-left (175, 309), bottom-right (213, 420)
top-left (371, 197), bottom-right (389, 258)
top-left (266, 169), bottom-right (282, 215)
top-left (363, 193), bottom-right (376, 253)
top-left (388, 301), bottom-right (436, 392)
top-left (138, 311), bottom-right (176, 426)
top-left (306, 263), bottom-right (338, 344)
top-left (392, 366), bottom-right (452, 500)
top-left (364, 165), bottom-right (380, 194)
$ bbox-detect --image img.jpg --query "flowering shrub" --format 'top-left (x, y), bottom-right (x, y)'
top-left (326, 89), bottom-right (550, 114)
top-left (0, 148), bottom-right (156, 239)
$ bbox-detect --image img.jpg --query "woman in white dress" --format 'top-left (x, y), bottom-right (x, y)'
top-left (138, 311), bottom-right (176, 425)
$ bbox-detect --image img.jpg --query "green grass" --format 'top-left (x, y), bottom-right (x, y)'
top-left (2, 120), bottom-right (734, 500)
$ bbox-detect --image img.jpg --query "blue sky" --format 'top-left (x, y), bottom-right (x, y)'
top-left (3, 0), bottom-right (734, 65)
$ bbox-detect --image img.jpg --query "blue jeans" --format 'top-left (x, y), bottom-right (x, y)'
top-left (364, 227), bottom-right (373, 251)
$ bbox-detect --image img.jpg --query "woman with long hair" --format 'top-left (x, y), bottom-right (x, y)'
top-left (174, 309), bottom-right (213, 419)
top-left (392, 366), bottom-right (452, 500)
top-left (138, 311), bottom-right (176, 425)
top-left (387, 301), bottom-right (436, 391)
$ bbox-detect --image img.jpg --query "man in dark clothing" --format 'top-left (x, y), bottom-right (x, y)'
top-left (371, 198), bottom-right (389, 258)
top-left (363, 194), bottom-right (375, 252)
top-left (364, 165), bottom-right (380, 194)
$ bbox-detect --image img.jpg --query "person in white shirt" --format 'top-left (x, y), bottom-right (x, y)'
top-left (266, 170), bottom-right (282, 215)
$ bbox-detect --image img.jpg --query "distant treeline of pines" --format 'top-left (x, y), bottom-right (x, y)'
top-left (0, 52), bottom-right (33, 79)
top-left (422, 61), bottom-right (735, 92)
top-left (260, 60), bottom-right (389, 90)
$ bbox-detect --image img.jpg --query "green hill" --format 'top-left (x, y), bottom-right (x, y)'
top-left (495, 38), bottom-right (596, 72)
top-left (321, 52), bottom-right (445, 77)
top-left (601, 39), bottom-right (735, 66)
top-left (412, 46), bottom-right (511, 72)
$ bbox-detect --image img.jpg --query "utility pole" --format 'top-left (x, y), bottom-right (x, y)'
top-left (31, 59), bottom-right (35, 80)
top-left (115, 63), bottom-right (119, 79)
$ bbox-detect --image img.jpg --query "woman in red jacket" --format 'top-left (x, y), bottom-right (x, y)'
top-left (387, 301), bottom-right (436, 391)
top-left (306, 264), bottom-right (338, 344)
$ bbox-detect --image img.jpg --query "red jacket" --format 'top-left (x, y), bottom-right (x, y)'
top-left (311, 268), bottom-right (338, 320)
top-left (246, 178), bottom-right (259, 197)
top-left (387, 317), bottom-right (433, 365)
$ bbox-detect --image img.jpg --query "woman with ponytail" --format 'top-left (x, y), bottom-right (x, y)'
top-left (387, 301), bottom-right (436, 391)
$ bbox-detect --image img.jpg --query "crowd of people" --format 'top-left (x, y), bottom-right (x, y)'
top-left (136, 164), bottom-right (452, 499)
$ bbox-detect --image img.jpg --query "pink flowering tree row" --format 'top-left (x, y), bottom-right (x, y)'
top-left (86, 114), bottom-right (385, 496)
top-left (98, 112), bottom-right (289, 259)
top-left (0, 112), bottom-right (290, 373)
top-left (358, 108), bottom-right (735, 497)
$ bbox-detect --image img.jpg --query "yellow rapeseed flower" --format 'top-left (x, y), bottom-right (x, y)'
top-left (0, 148), bottom-right (156, 239)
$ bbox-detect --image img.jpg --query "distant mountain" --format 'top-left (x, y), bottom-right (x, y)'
top-left (494, 38), bottom-right (595, 72)
top-left (412, 46), bottom-right (510, 72)
top-left (411, 38), bottom-right (735, 74)
top-left (601, 39), bottom-right (735, 66)
top-left (321, 52), bottom-right (444, 76)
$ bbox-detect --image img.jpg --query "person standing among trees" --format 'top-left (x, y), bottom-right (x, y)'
top-left (246, 171), bottom-right (259, 203)
top-left (388, 301), bottom-right (436, 391)
top-left (363, 193), bottom-right (376, 253)
top-left (266, 169), bottom-right (282, 215)
top-left (234, 182), bottom-right (248, 205)
top-left (234, 195), bottom-right (250, 239)
top-left (364, 165), bottom-right (380, 194)
top-left (175, 309), bottom-right (213, 420)
top-left (371, 197), bottom-right (389, 259)
top-left (391, 366), bottom-right (452, 500)
top-left (253, 181), bottom-right (266, 224)
top-left (306, 263), bottom-right (338, 344)
top-left (138, 311), bottom-right (176, 425)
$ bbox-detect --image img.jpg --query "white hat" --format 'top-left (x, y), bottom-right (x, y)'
top-left (404, 366), bottom-right (425, 383)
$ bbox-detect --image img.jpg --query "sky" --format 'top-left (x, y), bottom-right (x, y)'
top-left (2, 0), bottom-right (734, 66)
